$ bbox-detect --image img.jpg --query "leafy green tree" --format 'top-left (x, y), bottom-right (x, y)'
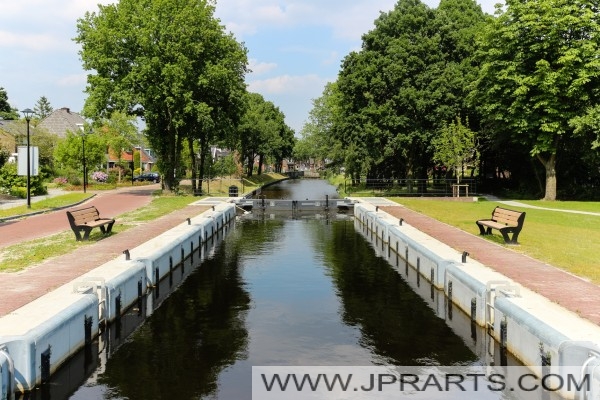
top-left (296, 82), bottom-right (343, 169)
top-left (0, 87), bottom-right (18, 120)
top-left (54, 130), bottom-right (107, 174)
top-left (211, 154), bottom-right (238, 177)
top-left (336, 0), bottom-right (442, 184)
top-left (33, 96), bottom-right (53, 120)
top-left (432, 116), bottom-right (478, 183)
top-left (76, 0), bottom-right (248, 192)
top-left (236, 92), bottom-right (293, 176)
top-left (98, 111), bottom-right (140, 166)
top-left (472, 0), bottom-right (600, 200)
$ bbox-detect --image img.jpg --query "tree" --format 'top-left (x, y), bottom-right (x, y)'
top-left (333, 0), bottom-right (485, 187)
top-left (0, 87), bottom-right (18, 120)
top-left (75, 0), bottom-right (248, 192)
top-left (33, 96), bottom-right (53, 120)
top-left (432, 116), bottom-right (478, 183)
top-left (54, 130), bottom-right (106, 173)
top-left (472, 0), bottom-right (600, 200)
top-left (297, 82), bottom-right (343, 169)
top-left (236, 92), bottom-right (293, 176)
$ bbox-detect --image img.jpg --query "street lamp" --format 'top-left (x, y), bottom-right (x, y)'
top-left (76, 123), bottom-right (90, 193)
top-left (21, 108), bottom-right (34, 208)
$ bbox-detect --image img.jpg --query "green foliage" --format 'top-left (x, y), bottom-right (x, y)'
top-left (472, 0), bottom-right (600, 200)
top-left (97, 111), bottom-right (140, 159)
top-left (432, 116), bottom-right (478, 182)
top-left (0, 148), bottom-right (9, 166)
top-left (76, 0), bottom-right (248, 192)
top-left (0, 87), bottom-right (19, 120)
top-left (0, 162), bottom-right (47, 197)
top-left (33, 96), bottom-right (53, 120)
top-left (236, 92), bottom-right (295, 176)
top-left (211, 154), bottom-right (238, 177)
top-left (296, 82), bottom-right (343, 167)
top-left (334, 0), bottom-right (486, 183)
top-left (53, 130), bottom-right (107, 172)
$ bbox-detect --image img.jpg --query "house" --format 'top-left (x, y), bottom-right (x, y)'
top-left (107, 147), bottom-right (155, 172)
top-left (37, 107), bottom-right (85, 138)
top-left (0, 120), bottom-right (17, 153)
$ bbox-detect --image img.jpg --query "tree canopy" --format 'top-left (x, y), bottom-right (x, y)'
top-left (472, 0), bottom-right (600, 200)
top-left (0, 87), bottom-right (19, 120)
top-left (75, 0), bottom-right (248, 191)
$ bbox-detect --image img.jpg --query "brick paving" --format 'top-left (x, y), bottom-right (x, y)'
top-left (0, 185), bottom-right (209, 317)
top-left (1, 188), bottom-right (599, 327)
top-left (380, 206), bottom-right (600, 326)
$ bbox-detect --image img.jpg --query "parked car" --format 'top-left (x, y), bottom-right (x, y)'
top-left (133, 172), bottom-right (161, 183)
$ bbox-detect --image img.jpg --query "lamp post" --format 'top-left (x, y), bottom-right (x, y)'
top-left (21, 108), bottom-right (34, 208)
top-left (76, 123), bottom-right (89, 193)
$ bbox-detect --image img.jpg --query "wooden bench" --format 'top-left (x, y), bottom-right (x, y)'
top-left (476, 206), bottom-right (526, 244)
top-left (66, 206), bottom-right (115, 241)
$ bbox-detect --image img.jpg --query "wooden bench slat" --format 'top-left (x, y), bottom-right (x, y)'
top-left (66, 206), bottom-right (115, 241)
top-left (475, 206), bottom-right (525, 244)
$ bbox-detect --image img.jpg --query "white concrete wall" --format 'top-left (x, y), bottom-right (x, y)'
top-left (355, 201), bottom-right (600, 398)
top-left (0, 203), bottom-right (235, 396)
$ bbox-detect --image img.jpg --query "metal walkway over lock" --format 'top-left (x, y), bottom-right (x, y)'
top-left (235, 197), bottom-right (355, 215)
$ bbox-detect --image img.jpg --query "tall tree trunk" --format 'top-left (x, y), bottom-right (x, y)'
top-left (198, 135), bottom-right (207, 196)
top-left (538, 154), bottom-right (557, 201)
top-left (246, 154), bottom-right (253, 177)
top-left (257, 154), bottom-right (263, 175)
top-left (188, 136), bottom-right (197, 194)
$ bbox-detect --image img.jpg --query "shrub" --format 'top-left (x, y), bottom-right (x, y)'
top-left (92, 171), bottom-right (109, 183)
top-left (53, 177), bottom-right (68, 186)
top-left (69, 175), bottom-right (82, 186)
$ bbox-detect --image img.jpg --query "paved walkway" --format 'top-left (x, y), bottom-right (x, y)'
top-left (379, 204), bottom-right (600, 326)
top-left (0, 184), bottom-right (210, 316)
top-left (1, 188), bottom-right (599, 328)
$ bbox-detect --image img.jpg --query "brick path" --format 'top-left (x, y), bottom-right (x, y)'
top-left (0, 185), bottom-right (209, 316)
top-left (380, 206), bottom-right (600, 326)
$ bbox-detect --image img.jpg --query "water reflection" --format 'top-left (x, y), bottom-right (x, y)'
top-left (56, 217), bottom-right (479, 400)
top-left (257, 178), bottom-right (340, 200)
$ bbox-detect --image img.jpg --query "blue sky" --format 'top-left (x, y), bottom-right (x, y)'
top-left (0, 0), bottom-right (499, 134)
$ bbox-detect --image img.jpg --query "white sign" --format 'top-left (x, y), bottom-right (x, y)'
top-left (17, 146), bottom-right (39, 176)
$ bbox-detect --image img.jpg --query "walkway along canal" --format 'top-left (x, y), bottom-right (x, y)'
top-left (2, 179), bottom-right (600, 399)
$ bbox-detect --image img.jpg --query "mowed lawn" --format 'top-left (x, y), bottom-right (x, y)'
top-left (387, 198), bottom-right (600, 284)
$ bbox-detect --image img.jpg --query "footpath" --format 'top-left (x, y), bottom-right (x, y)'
top-left (359, 197), bottom-right (600, 326)
top-left (1, 189), bottom-right (599, 327)
top-left (0, 185), bottom-right (210, 316)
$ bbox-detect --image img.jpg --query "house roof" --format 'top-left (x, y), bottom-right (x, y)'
top-left (0, 119), bottom-right (40, 151)
top-left (37, 107), bottom-right (85, 138)
top-left (108, 147), bottom-right (155, 164)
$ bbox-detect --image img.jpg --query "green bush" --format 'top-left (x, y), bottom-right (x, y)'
top-left (0, 163), bottom-right (47, 197)
top-left (9, 186), bottom-right (27, 198)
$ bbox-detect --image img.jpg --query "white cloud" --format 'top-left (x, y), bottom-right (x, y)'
top-left (248, 74), bottom-right (328, 96)
top-left (57, 73), bottom-right (87, 87)
top-left (248, 59), bottom-right (278, 76)
top-left (0, 30), bottom-right (65, 51)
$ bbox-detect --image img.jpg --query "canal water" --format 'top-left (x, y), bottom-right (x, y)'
top-left (49, 180), bottom-right (485, 400)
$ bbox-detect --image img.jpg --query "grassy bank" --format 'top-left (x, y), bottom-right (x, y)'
top-left (389, 198), bottom-right (600, 284)
top-left (0, 193), bottom-right (93, 219)
top-left (0, 194), bottom-right (199, 272)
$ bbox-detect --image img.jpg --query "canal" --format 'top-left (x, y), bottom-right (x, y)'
top-left (52, 180), bottom-right (486, 399)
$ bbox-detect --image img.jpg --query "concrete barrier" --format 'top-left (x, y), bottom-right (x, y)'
top-left (0, 286), bottom-right (99, 391)
top-left (0, 346), bottom-right (14, 400)
top-left (356, 201), bottom-right (600, 395)
top-left (0, 203), bottom-right (235, 397)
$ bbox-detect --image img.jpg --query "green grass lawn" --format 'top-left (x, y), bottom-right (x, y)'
top-left (0, 193), bottom-right (93, 219)
top-left (0, 194), bottom-right (200, 272)
top-left (0, 174), bottom-right (286, 272)
top-left (389, 198), bottom-right (600, 284)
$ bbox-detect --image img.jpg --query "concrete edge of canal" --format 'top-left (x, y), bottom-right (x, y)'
top-left (0, 200), bottom-right (237, 398)
top-left (352, 198), bottom-right (600, 400)
top-left (1, 193), bottom-right (599, 400)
